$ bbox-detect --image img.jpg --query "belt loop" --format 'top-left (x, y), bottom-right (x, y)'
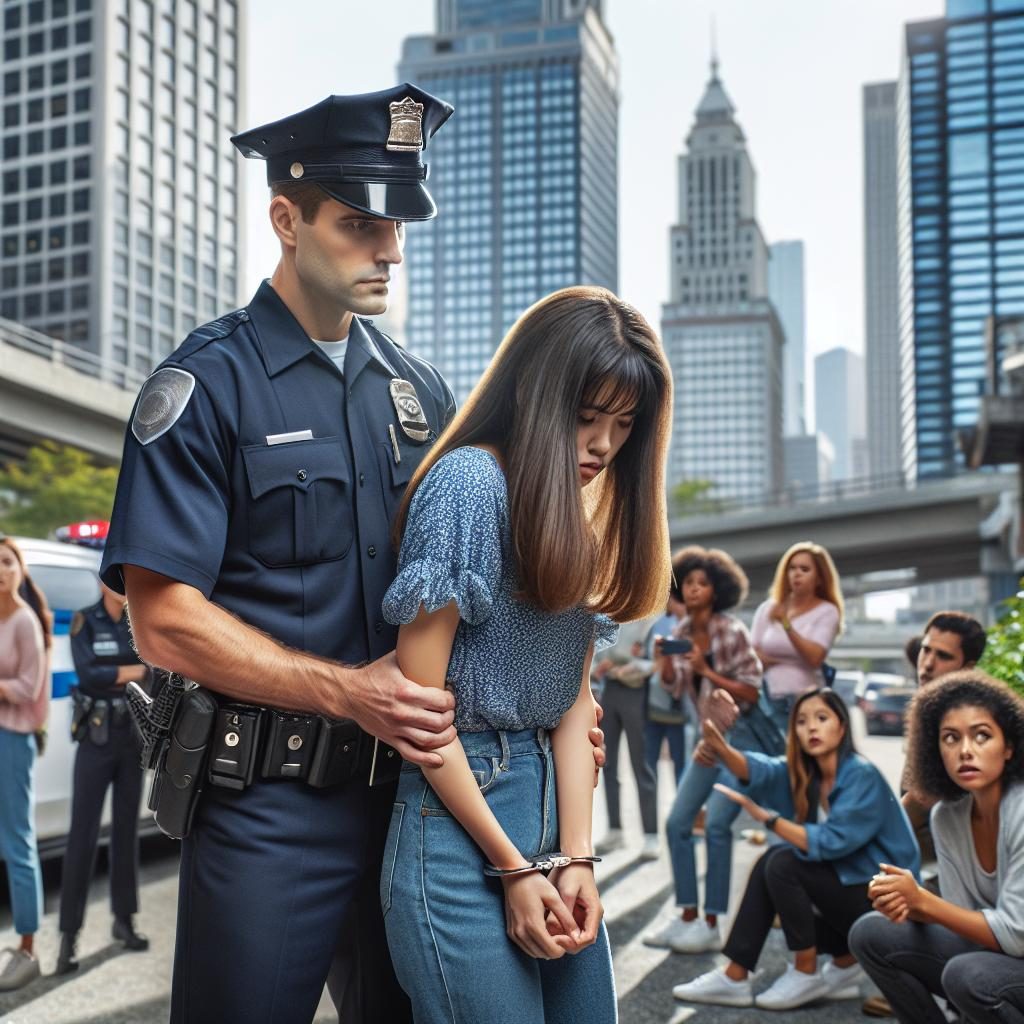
top-left (498, 730), bottom-right (510, 771)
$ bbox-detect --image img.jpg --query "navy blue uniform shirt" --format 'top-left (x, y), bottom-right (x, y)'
top-left (70, 599), bottom-right (145, 699)
top-left (101, 281), bottom-right (454, 680)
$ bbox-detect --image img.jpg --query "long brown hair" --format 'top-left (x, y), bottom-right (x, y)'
top-left (786, 687), bottom-right (856, 822)
top-left (393, 286), bottom-right (673, 621)
top-left (769, 540), bottom-right (845, 633)
top-left (1, 536), bottom-right (53, 650)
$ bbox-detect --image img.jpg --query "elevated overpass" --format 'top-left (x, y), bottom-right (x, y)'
top-left (671, 471), bottom-right (1019, 596)
top-left (0, 318), bottom-right (142, 465)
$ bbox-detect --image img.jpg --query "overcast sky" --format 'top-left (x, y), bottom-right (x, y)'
top-left (244, 0), bottom-right (942, 427)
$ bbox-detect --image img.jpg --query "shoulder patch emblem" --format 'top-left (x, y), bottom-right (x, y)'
top-left (70, 611), bottom-right (85, 637)
top-left (132, 368), bottom-right (196, 446)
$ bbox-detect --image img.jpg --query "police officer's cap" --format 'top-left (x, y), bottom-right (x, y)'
top-left (231, 83), bottom-right (453, 222)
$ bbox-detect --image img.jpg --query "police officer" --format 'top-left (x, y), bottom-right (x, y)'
top-left (100, 85), bottom-right (460, 1024)
top-left (56, 581), bottom-right (150, 975)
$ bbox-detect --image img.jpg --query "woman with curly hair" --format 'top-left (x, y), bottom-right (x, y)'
top-left (850, 670), bottom-right (1024, 1024)
top-left (751, 541), bottom-right (844, 735)
top-left (643, 545), bottom-right (772, 954)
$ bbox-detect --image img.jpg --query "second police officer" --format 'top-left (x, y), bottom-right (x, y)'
top-left (100, 86), bottom-right (459, 1024)
top-left (57, 581), bottom-right (150, 975)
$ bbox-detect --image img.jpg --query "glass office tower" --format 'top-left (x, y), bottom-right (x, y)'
top-left (0, 0), bottom-right (245, 382)
top-left (899, 0), bottom-right (1024, 479)
top-left (399, 0), bottom-right (618, 404)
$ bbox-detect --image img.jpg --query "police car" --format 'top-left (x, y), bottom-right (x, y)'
top-left (18, 528), bottom-right (155, 856)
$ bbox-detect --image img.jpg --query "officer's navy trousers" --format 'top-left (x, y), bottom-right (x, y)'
top-left (171, 774), bottom-right (410, 1024)
top-left (59, 717), bottom-right (144, 933)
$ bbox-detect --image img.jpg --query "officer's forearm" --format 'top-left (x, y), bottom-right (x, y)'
top-left (124, 565), bottom-right (345, 715)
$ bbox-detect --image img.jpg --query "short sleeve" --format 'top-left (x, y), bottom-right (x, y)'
top-left (101, 370), bottom-right (231, 597)
top-left (382, 449), bottom-right (505, 627)
top-left (593, 614), bottom-right (619, 652)
top-left (804, 603), bottom-right (841, 650)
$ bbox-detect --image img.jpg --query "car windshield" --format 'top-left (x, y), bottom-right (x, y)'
top-left (28, 565), bottom-right (100, 612)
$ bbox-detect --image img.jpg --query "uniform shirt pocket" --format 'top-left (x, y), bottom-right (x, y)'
top-left (241, 437), bottom-right (354, 567)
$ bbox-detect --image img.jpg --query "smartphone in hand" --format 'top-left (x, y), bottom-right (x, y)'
top-left (660, 637), bottom-right (693, 655)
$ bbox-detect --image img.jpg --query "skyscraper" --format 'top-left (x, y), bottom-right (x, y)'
top-left (661, 59), bottom-right (784, 501)
top-left (863, 81), bottom-right (903, 482)
top-left (768, 240), bottom-right (806, 437)
top-left (815, 346), bottom-right (866, 481)
top-left (898, 0), bottom-right (1024, 480)
top-left (398, 0), bottom-right (618, 405)
top-left (1, 0), bottom-right (245, 382)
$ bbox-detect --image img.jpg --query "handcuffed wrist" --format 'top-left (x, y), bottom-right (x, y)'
top-left (484, 852), bottom-right (602, 878)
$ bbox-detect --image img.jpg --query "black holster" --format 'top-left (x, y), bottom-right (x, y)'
top-left (88, 699), bottom-right (110, 746)
top-left (70, 688), bottom-right (93, 743)
top-left (149, 687), bottom-right (218, 840)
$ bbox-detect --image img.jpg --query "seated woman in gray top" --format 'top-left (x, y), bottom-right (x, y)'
top-left (379, 287), bottom-right (673, 1024)
top-left (850, 670), bottom-right (1024, 1024)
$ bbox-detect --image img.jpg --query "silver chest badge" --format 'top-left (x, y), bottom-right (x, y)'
top-left (389, 379), bottom-right (430, 442)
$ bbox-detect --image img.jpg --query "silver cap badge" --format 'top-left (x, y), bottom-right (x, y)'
top-left (389, 379), bottom-right (430, 442)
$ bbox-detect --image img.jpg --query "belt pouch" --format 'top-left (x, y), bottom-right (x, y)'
top-left (88, 699), bottom-right (110, 746)
top-left (261, 710), bottom-right (318, 780)
top-left (306, 718), bottom-right (361, 788)
top-left (208, 705), bottom-right (263, 790)
top-left (151, 688), bottom-right (217, 840)
top-left (70, 688), bottom-right (93, 743)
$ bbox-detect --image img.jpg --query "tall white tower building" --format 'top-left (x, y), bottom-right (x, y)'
top-left (0, 0), bottom-right (246, 382)
top-left (768, 239), bottom-right (806, 437)
top-left (661, 58), bottom-right (783, 502)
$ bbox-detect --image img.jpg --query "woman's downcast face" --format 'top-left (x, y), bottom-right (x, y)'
top-left (575, 397), bottom-right (636, 488)
top-left (939, 704), bottom-right (1012, 794)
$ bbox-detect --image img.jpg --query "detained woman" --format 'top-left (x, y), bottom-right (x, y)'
top-left (380, 287), bottom-right (673, 1023)
top-left (850, 671), bottom-right (1024, 1024)
top-left (672, 688), bottom-right (918, 1011)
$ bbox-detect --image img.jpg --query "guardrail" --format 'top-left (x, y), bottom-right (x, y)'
top-left (0, 315), bottom-right (147, 393)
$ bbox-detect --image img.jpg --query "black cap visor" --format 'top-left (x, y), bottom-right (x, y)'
top-left (317, 180), bottom-right (437, 221)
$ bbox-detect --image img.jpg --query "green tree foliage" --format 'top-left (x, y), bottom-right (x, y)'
top-left (0, 441), bottom-right (118, 539)
top-left (978, 579), bottom-right (1024, 698)
top-left (670, 479), bottom-right (723, 518)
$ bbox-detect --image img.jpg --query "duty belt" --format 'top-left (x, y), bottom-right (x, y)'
top-left (207, 702), bottom-right (401, 791)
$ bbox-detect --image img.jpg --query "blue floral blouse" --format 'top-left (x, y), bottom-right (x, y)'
top-left (382, 446), bottom-right (619, 732)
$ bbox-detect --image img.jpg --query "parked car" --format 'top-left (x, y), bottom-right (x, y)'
top-left (830, 670), bottom-right (864, 707)
top-left (857, 673), bottom-right (917, 736)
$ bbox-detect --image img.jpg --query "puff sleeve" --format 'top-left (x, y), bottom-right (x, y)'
top-left (593, 613), bottom-right (620, 652)
top-left (383, 448), bottom-right (505, 627)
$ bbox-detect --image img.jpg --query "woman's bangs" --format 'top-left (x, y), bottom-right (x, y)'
top-left (582, 345), bottom-right (660, 417)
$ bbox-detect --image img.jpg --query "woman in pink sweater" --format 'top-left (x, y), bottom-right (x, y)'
top-left (0, 536), bottom-right (51, 992)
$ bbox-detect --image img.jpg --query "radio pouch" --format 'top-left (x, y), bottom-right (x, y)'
top-left (150, 687), bottom-right (217, 840)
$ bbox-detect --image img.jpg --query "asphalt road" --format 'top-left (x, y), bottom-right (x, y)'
top-left (0, 710), bottom-right (905, 1023)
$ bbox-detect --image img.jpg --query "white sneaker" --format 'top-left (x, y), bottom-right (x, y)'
top-left (642, 916), bottom-right (689, 949)
top-left (755, 964), bottom-right (830, 1010)
top-left (673, 968), bottom-right (753, 1007)
top-left (640, 834), bottom-right (660, 861)
top-left (595, 828), bottom-right (625, 855)
top-left (822, 958), bottom-right (865, 999)
top-left (670, 917), bottom-right (723, 953)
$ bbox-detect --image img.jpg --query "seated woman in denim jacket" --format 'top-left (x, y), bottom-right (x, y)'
top-left (379, 287), bottom-right (673, 1024)
top-left (850, 671), bottom-right (1024, 1024)
top-left (672, 687), bottom-right (919, 1012)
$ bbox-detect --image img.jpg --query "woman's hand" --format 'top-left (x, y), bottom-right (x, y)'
top-left (868, 864), bottom-right (921, 923)
top-left (501, 871), bottom-right (581, 959)
top-left (547, 863), bottom-right (603, 952)
top-left (768, 601), bottom-right (789, 624)
top-left (712, 782), bottom-right (771, 824)
top-left (683, 645), bottom-right (708, 676)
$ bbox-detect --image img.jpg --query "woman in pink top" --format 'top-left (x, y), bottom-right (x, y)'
top-left (750, 542), bottom-right (844, 736)
top-left (0, 537), bottom-right (51, 992)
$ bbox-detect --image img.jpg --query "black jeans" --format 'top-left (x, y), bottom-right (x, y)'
top-left (850, 911), bottom-right (1024, 1024)
top-left (723, 844), bottom-right (872, 972)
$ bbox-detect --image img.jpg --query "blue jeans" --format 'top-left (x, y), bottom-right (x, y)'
top-left (665, 711), bottom-right (784, 916)
top-left (383, 728), bottom-right (617, 1024)
top-left (643, 719), bottom-right (687, 786)
top-left (0, 729), bottom-right (43, 935)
